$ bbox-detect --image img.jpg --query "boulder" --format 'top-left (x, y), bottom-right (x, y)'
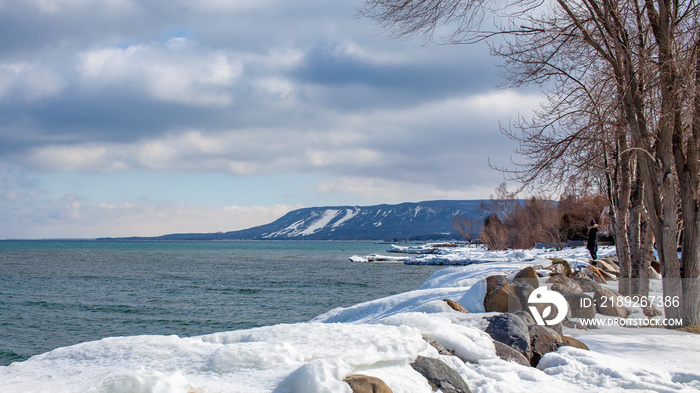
top-left (513, 266), bottom-right (540, 289)
top-left (596, 268), bottom-right (618, 281)
top-left (344, 374), bottom-right (393, 393)
top-left (594, 259), bottom-right (620, 275)
top-left (513, 310), bottom-right (537, 327)
top-left (529, 325), bottom-right (563, 341)
top-left (549, 258), bottom-right (572, 277)
top-left (650, 260), bottom-right (662, 274)
top-left (493, 340), bottom-right (530, 367)
top-left (546, 275), bottom-right (571, 285)
top-left (562, 319), bottom-right (589, 330)
top-left (528, 325), bottom-right (565, 367)
top-left (642, 306), bottom-right (663, 319)
top-left (563, 293), bottom-right (597, 319)
top-left (594, 288), bottom-right (630, 318)
top-left (549, 321), bottom-right (564, 335)
top-left (511, 282), bottom-right (535, 312)
top-left (484, 275), bottom-right (521, 313)
top-left (551, 280), bottom-right (583, 294)
top-left (410, 356), bottom-right (472, 393)
top-left (600, 255), bottom-right (619, 266)
top-left (572, 276), bottom-right (602, 292)
top-left (585, 265), bottom-right (608, 283)
top-left (561, 336), bottom-right (590, 350)
top-left (443, 299), bottom-right (469, 313)
top-left (484, 313), bottom-right (531, 359)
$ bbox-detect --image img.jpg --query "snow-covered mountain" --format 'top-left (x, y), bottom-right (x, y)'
top-left (153, 200), bottom-right (488, 241)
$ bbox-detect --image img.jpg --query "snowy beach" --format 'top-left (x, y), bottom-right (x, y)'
top-left (1, 245), bottom-right (699, 392)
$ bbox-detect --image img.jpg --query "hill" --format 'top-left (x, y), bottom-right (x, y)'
top-left (108, 200), bottom-right (490, 241)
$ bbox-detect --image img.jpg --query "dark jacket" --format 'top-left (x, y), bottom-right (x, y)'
top-left (587, 224), bottom-right (599, 251)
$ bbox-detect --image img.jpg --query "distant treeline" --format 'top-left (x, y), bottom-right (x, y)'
top-left (453, 184), bottom-right (608, 250)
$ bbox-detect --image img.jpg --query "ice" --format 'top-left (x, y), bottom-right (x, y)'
top-left (2, 245), bottom-right (699, 393)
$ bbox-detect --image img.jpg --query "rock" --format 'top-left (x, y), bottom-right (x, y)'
top-left (549, 258), bottom-right (572, 277)
top-left (600, 255), bottom-right (619, 266)
top-left (551, 280), bottom-right (583, 294)
top-left (344, 374), bottom-right (393, 393)
top-left (546, 275), bottom-right (571, 285)
top-left (511, 282), bottom-right (535, 312)
top-left (443, 299), bottom-right (469, 313)
top-left (594, 288), bottom-right (630, 318)
top-left (572, 276), bottom-right (601, 292)
top-left (410, 356), bottom-right (472, 393)
top-left (423, 336), bottom-right (453, 357)
top-left (585, 265), bottom-right (608, 283)
top-left (529, 325), bottom-right (563, 341)
top-left (642, 306), bottom-right (663, 319)
top-left (493, 340), bottom-right (530, 367)
top-left (549, 321), bottom-right (564, 335)
top-left (650, 260), bottom-right (661, 274)
top-left (484, 275), bottom-right (521, 313)
top-left (596, 268), bottom-right (618, 281)
top-left (562, 318), bottom-right (589, 330)
top-left (563, 293), bottom-right (597, 319)
top-left (513, 310), bottom-right (537, 327)
top-left (484, 313), bottom-right (531, 359)
top-left (561, 336), bottom-right (590, 350)
top-left (513, 266), bottom-right (540, 289)
top-left (593, 259), bottom-right (620, 275)
top-left (528, 325), bottom-right (565, 367)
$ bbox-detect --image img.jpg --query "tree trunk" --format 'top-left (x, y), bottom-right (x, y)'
top-left (614, 136), bottom-right (633, 296)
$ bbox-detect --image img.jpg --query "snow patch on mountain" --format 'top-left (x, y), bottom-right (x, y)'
top-left (300, 209), bottom-right (341, 236)
top-left (332, 208), bottom-right (359, 228)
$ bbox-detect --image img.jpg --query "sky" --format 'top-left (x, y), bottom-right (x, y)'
top-left (0, 0), bottom-right (544, 239)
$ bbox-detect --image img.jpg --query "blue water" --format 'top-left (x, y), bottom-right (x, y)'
top-left (0, 240), bottom-right (442, 366)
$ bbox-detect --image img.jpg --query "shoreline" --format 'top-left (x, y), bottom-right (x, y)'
top-left (1, 245), bottom-right (699, 392)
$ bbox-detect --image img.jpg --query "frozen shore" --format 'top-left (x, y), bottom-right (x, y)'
top-left (1, 245), bottom-right (699, 392)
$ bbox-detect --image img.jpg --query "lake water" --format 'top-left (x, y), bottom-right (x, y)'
top-left (0, 240), bottom-right (442, 366)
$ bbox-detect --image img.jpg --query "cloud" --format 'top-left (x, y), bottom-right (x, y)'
top-left (27, 0), bottom-right (137, 15)
top-left (316, 176), bottom-right (498, 202)
top-left (0, 197), bottom-right (301, 238)
top-left (13, 88), bottom-right (539, 176)
top-left (0, 0), bottom-right (546, 238)
top-left (78, 40), bottom-right (243, 107)
top-left (0, 62), bottom-right (66, 101)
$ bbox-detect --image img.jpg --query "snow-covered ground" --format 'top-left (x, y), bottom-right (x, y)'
top-left (1, 246), bottom-right (698, 392)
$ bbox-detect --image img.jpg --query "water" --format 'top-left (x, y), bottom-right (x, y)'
top-left (0, 240), bottom-right (442, 366)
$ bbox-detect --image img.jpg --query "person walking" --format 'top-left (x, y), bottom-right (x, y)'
top-left (587, 219), bottom-right (599, 260)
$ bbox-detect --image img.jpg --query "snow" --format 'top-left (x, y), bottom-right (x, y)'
top-left (299, 209), bottom-right (340, 236)
top-left (2, 246), bottom-right (699, 392)
top-left (263, 219), bottom-right (306, 238)
top-left (348, 254), bottom-right (406, 263)
top-left (264, 209), bottom-right (342, 238)
top-left (332, 208), bottom-right (359, 228)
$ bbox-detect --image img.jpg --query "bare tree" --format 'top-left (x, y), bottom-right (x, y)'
top-left (452, 215), bottom-right (480, 243)
top-left (361, 0), bottom-right (700, 325)
top-left (479, 213), bottom-right (508, 250)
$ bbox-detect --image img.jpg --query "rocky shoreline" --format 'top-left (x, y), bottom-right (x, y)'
top-left (340, 244), bottom-right (687, 393)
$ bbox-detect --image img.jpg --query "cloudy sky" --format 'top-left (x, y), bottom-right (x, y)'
top-left (0, 0), bottom-right (543, 239)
